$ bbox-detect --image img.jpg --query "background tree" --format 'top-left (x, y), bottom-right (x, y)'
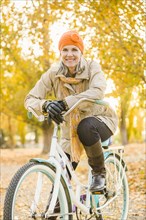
top-left (1, 0), bottom-right (70, 151)
top-left (1, 0), bottom-right (145, 151)
top-left (70, 0), bottom-right (145, 144)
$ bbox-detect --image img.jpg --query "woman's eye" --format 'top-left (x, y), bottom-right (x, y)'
top-left (62, 48), bottom-right (78, 53)
top-left (62, 48), bottom-right (68, 52)
top-left (72, 48), bottom-right (78, 51)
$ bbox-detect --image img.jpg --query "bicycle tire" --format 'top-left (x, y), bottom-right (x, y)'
top-left (3, 162), bottom-right (72, 220)
top-left (92, 155), bottom-right (129, 220)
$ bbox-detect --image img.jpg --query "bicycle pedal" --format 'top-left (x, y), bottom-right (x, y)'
top-left (92, 188), bottom-right (106, 195)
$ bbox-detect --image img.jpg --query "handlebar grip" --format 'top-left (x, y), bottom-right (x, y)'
top-left (95, 100), bottom-right (109, 106)
top-left (27, 111), bottom-right (33, 119)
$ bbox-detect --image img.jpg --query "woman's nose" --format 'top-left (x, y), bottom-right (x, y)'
top-left (66, 50), bottom-right (73, 56)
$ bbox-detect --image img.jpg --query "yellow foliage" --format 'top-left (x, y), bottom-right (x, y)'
top-left (1, 0), bottom-right (144, 145)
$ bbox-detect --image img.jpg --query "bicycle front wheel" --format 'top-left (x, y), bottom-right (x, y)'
top-left (96, 155), bottom-right (129, 220)
top-left (3, 162), bottom-right (72, 220)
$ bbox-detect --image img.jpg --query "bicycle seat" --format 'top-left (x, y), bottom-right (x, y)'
top-left (101, 138), bottom-right (112, 149)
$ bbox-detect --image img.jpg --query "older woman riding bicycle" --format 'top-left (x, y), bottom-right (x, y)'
top-left (25, 30), bottom-right (118, 195)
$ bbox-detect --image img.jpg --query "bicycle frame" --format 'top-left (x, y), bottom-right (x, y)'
top-left (28, 98), bottom-right (127, 218)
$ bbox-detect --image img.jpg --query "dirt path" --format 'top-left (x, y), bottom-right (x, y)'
top-left (0, 143), bottom-right (145, 219)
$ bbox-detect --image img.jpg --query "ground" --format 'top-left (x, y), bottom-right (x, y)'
top-left (0, 143), bottom-right (145, 219)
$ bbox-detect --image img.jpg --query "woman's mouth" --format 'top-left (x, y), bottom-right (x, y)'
top-left (65, 59), bottom-right (75, 61)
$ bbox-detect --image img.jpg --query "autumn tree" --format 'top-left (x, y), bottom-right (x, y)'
top-left (69, 0), bottom-right (145, 144)
top-left (1, 0), bottom-right (144, 150)
top-left (1, 1), bottom-right (29, 148)
top-left (1, 0), bottom-right (70, 151)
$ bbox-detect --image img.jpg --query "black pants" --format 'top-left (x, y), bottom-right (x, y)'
top-left (77, 117), bottom-right (113, 146)
top-left (66, 117), bottom-right (113, 175)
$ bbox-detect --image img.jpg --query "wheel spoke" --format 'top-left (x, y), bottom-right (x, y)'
top-left (3, 163), bottom-right (72, 220)
top-left (90, 156), bottom-right (129, 219)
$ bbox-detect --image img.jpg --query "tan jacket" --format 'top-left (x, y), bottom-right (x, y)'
top-left (25, 58), bottom-right (118, 155)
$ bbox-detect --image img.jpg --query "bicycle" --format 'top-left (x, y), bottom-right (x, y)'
top-left (3, 98), bottom-right (129, 220)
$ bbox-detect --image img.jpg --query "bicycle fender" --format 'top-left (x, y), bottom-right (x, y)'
top-left (30, 158), bottom-right (52, 164)
top-left (105, 153), bottom-right (128, 171)
top-left (30, 158), bottom-right (60, 172)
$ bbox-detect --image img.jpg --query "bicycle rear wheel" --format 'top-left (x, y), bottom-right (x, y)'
top-left (3, 162), bottom-right (72, 220)
top-left (91, 155), bottom-right (129, 220)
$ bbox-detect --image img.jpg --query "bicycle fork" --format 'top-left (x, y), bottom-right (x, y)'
top-left (30, 124), bottom-right (62, 217)
top-left (30, 158), bottom-right (62, 218)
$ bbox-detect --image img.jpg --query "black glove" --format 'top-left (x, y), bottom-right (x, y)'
top-left (43, 100), bottom-right (68, 124)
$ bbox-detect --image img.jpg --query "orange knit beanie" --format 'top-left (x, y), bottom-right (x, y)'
top-left (58, 30), bottom-right (84, 53)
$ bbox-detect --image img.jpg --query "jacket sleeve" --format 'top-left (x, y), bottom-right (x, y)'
top-left (65, 61), bottom-right (107, 108)
top-left (24, 69), bottom-right (53, 114)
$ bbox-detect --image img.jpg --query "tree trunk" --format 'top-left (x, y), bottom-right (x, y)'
top-left (8, 116), bottom-right (15, 149)
top-left (34, 128), bottom-right (39, 144)
top-left (41, 120), bottom-right (54, 154)
top-left (120, 108), bottom-right (128, 145)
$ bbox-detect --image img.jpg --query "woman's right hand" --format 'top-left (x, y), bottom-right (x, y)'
top-left (43, 101), bottom-right (65, 124)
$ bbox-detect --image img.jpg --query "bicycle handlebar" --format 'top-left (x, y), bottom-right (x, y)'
top-left (63, 98), bottom-right (95, 117)
top-left (27, 98), bottom-right (109, 122)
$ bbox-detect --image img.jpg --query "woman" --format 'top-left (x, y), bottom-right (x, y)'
top-left (25, 30), bottom-right (118, 193)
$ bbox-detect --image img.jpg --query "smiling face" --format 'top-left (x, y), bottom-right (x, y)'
top-left (60, 45), bottom-right (82, 74)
